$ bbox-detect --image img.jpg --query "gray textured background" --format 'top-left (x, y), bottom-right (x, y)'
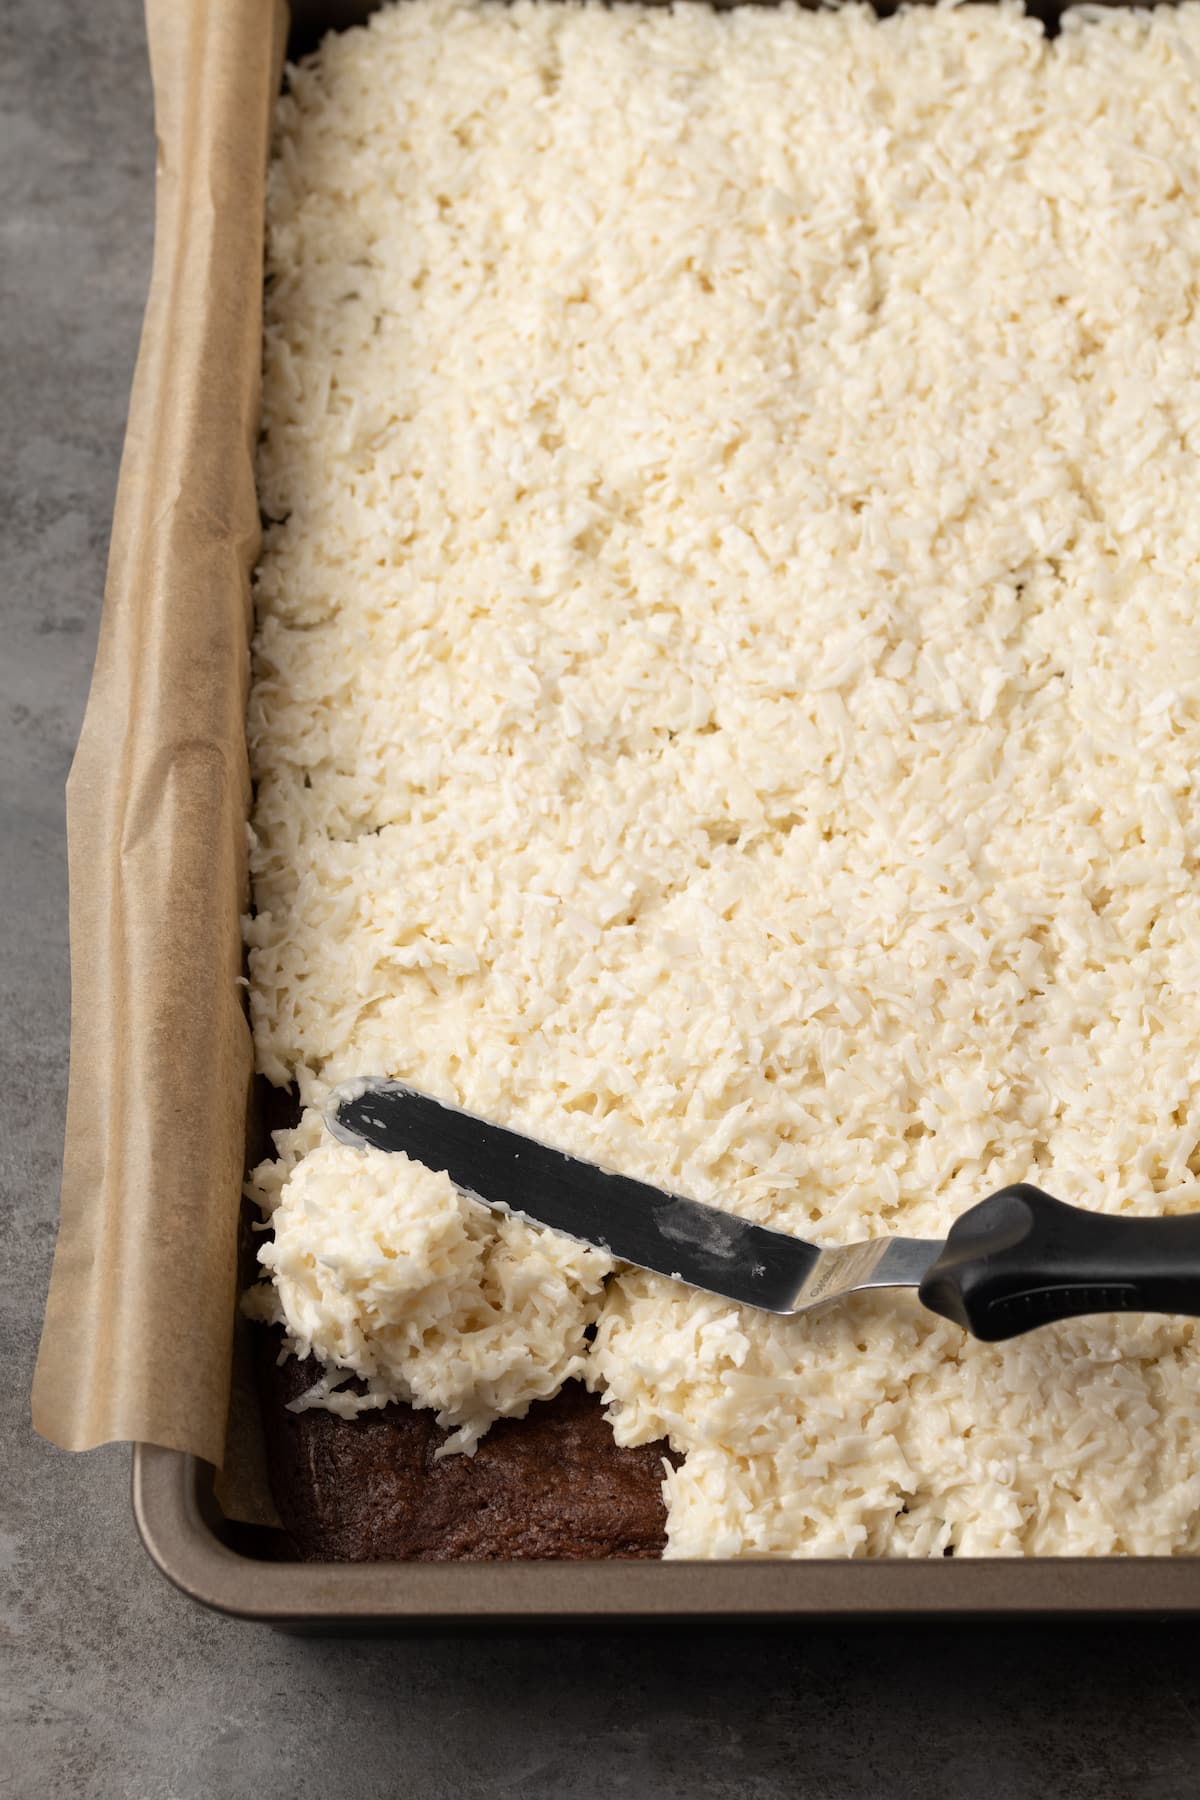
top-left (3, 5), bottom-right (1200, 1797)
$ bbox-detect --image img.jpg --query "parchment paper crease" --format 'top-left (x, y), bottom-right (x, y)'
top-left (32, 0), bottom-right (288, 1472)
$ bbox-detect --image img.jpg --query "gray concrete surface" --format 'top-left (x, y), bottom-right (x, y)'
top-left (4, 5), bottom-right (1200, 1797)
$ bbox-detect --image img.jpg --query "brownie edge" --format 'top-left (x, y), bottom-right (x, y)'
top-left (255, 1330), bottom-right (677, 1561)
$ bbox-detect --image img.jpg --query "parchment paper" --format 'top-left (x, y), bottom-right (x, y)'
top-left (32, 0), bottom-right (289, 1479)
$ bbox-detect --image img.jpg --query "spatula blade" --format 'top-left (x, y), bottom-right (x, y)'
top-left (328, 1079), bottom-right (817, 1313)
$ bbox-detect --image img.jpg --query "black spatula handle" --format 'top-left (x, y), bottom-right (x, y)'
top-left (917, 1184), bottom-right (1200, 1342)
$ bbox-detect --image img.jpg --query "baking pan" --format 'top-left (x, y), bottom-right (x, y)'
top-left (130, 0), bottom-right (1200, 1626)
top-left (133, 1445), bottom-right (1200, 1626)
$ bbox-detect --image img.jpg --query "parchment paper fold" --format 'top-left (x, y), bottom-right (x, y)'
top-left (32, 0), bottom-right (288, 1470)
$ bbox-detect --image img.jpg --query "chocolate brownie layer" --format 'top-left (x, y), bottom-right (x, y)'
top-left (255, 1332), bottom-right (675, 1561)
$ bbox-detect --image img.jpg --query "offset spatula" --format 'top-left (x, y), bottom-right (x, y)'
top-left (327, 1080), bottom-right (1200, 1343)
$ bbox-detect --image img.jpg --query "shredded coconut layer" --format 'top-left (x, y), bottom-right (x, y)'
top-left (246, 1127), bottom-right (610, 1452)
top-left (247, 0), bottom-right (1200, 1556)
